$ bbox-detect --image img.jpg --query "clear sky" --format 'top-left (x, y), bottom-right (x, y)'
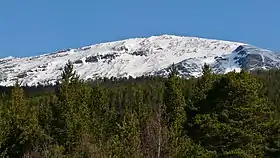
top-left (0, 0), bottom-right (279, 57)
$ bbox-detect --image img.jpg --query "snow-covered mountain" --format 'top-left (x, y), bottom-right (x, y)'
top-left (0, 35), bottom-right (279, 86)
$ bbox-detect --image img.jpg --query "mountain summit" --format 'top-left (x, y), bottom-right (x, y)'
top-left (0, 35), bottom-right (279, 86)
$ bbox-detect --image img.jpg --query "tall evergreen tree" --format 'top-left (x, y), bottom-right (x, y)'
top-left (192, 63), bottom-right (216, 112)
top-left (53, 60), bottom-right (93, 156)
top-left (88, 83), bottom-right (120, 156)
top-left (0, 81), bottom-right (41, 157)
top-left (163, 63), bottom-right (190, 156)
top-left (117, 109), bottom-right (141, 157)
top-left (191, 71), bottom-right (280, 157)
top-left (1, 61), bottom-right (280, 157)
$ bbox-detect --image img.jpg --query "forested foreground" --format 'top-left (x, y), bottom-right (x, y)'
top-left (0, 61), bottom-right (280, 158)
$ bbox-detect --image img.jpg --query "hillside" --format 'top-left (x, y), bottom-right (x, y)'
top-left (0, 35), bottom-right (279, 86)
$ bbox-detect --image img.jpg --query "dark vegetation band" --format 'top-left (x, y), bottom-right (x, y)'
top-left (0, 61), bottom-right (279, 157)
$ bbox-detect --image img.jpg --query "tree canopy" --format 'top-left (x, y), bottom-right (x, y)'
top-left (0, 62), bottom-right (279, 157)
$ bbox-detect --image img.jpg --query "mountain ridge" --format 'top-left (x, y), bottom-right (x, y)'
top-left (0, 35), bottom-right (279, 86)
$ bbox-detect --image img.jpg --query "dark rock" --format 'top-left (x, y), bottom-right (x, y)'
top-left (132, 50), bottom-right (148, 56)
top-left (101, 53), bottom-right (120, 63)
top-left (52, 53), bottom-right (68, 58)
top-left (101, 53), bottom-right (118, 60)
top-left (80, 46), bottom-right (91, 51)
top-left (236, 54), bottom-right (263, 70)
top-left (74, 59), bottom-right (83, 64)
top-left (234, 45), bottom-right (244, 52)
top-left (56, 48), bottom-right (71, 54)
top-left (264, 56), bottom-right (275, 68)
top-left (76, 46), bottom-right (91, 52)
top-left (113, 45), bottom-right (128, 51)
top-left (246, 54), bottom-right (263, 66)
top-left (85, 56), bottom-right (99, 63)
top-left (17, 72), bottom-right (27, 78)
top-left (4, 64), bottom-right (17, 69)
top-left (215, 56), bottom-right (228, 62)
top-left (0, 72), bottom-right (7, 82)
top-left (0, 60), bottom-right (7, 64)
top-left (38, 64), bottom-right (47, 68)
top-left (237, 50), bottom-right (247, 56)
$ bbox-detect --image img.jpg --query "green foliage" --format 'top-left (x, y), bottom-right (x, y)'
top-left (117, 109), bottom-right (142, 157)
top-left (189, 70), bottom-right (280, 157)
top-left (163, 64), bottom-right (191, 157)
top-left (0, 81), bottom-right (42, 157)
top-left (0, 63), bottom-right (280, 157)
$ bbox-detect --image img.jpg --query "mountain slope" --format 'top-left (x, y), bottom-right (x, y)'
top-left (0, 35), bottom-right (279, 86)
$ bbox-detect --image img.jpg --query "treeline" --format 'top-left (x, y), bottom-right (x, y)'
top-left (0, 61), bottom-right (280, 157)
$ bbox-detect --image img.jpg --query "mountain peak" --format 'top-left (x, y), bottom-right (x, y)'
top-left (0, 35), bottom-right (279, 86)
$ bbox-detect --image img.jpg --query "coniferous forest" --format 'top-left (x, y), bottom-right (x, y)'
top-left (0, 61), bottom-right (280, 158)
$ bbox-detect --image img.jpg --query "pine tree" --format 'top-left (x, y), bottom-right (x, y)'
top-left (65, 82), bottom-right (93, 156)
top-left (0, 81), bottom-right (41, 157)
top-left (163, 63), bottom-right (190, 156)
top-left (89, 84), bottom-right (108, 147)
top-left (117, 109), bottom-right (142, 157)
top-left (191, 71), bottom-right (280, 157)
top-left (1, 60), bottom-right (280, 157)
top-left (60, 60), bottom-right (78, 85)
top-left (88, 83), bottom-right (120, 156)
top-left (186, 64), bottom-right (216, 145)
top-left (192, 63), bottom-right (216, 112)
top-left (53, 60), bottom-right (93, 156)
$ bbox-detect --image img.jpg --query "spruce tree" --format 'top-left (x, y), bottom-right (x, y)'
top-left (89, 83), bottom-right (120, 156)
top-left (0, 81), bottom-right (41, 157)
top-left (163, 63), bottom-right (190, 156)
top-left (53, 60), bottom-right (92, 155)
top-left (191, 71), bottom-right (280, 157)
top-left (192, 63), bottom-right (216, 113)
top-left (117, 109), bottom-right (141, 157)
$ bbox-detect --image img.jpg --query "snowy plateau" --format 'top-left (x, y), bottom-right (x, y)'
top-left (0, 34), bottom-right (280, 86)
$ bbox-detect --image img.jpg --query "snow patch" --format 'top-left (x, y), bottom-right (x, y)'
top-left (0, 35), bottom-right (279, 86)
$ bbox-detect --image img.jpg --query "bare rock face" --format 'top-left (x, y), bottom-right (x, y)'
top-left (153, 45), bottom-right (280, 77)
top-left (0, 71), bottom-right (8, 82)
top-left (0, 35), bottom-right (279, 86)
top-left (232, 45), bottom-right (280, 70)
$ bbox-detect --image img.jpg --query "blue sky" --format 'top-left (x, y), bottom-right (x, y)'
top-left (0, 0), bottom-right (279, 57)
